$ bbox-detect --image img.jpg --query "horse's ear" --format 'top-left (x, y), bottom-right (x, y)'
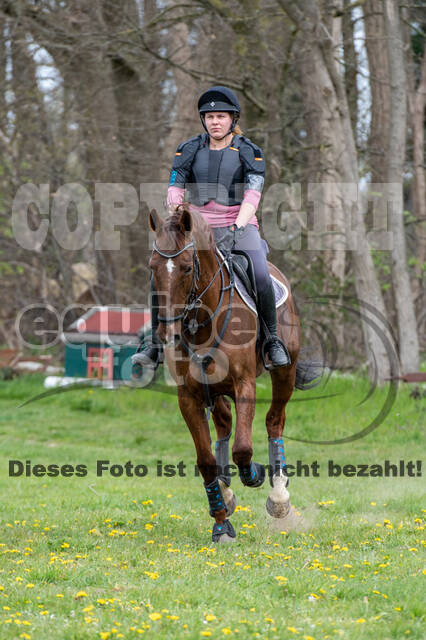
top-left (149, 209), bottom-right (162, 233)
top-left (179, 208), bottom-right (193, 234)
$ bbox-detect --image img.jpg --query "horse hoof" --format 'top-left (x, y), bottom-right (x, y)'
top-left (212, 519), bottom-right (236, 543)
top-left (266, 497), bottom-right (291, 518)
top-left (239, 462), bottom-right (265, 488)
top-left (218, 480), bottom-right (237, 517)
top-left (215, 533), bottom-right (236, 544)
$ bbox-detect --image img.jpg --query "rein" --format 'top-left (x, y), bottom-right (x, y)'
top-left (152, 238), bottom-right (235, 415)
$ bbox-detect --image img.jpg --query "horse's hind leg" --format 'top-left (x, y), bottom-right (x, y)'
top-left (212, 396), bottom-right (237, 516)
top-left (265, 364), bottom-right (297, 518)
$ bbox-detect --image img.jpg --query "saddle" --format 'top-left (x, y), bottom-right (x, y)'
top-left (230, 250), bottom-right (257, 303)
top-left (219, 249), bottom-right (289, 315)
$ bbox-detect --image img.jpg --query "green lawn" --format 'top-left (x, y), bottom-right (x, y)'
top-left (0, 372), bottom-right (424, 639)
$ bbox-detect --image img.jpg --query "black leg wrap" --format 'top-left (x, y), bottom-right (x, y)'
top-left (212, 519), bottom-right (236, 542)
top-left (215, 432), bottom-right (232, 487)
top-left (268, 437), bottom-right (289, 487)
top-left (204, 477), bottom-right (227, 517)
top-left (238, 461), bottom-right (265, 488)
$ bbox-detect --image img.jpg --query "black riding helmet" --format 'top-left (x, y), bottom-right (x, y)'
top-left (198, 86), bottom-right (241, 137)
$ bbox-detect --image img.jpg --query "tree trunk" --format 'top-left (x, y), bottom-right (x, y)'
top-left (342, 0), bottom-right (358, 140)
top-left (406, 32), bottom-right (426, 307)
top-left (363, 0), bottom-right (391, 184)
top-left (384, 0), bottom-right (419, 372)
top-left (161, 2), bottom-right (200, 180)
top-left (278, 0), bottom-right (394, 381)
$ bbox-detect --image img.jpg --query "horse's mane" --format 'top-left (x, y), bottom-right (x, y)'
top-left (164, 204), bottom-right (215, 252)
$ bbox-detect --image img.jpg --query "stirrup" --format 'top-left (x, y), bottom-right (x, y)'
top-left (131, 343), bottom-right (163, 370)
top-left (261, 336), bottom-right (291, 370)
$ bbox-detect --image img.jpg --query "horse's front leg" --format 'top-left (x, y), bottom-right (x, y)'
top-left (212, 395), bottom-right (237, 516)
top-left (178, 390), bottom-right (236, 543)
top-left (232, 380), bottom-right (265, 488)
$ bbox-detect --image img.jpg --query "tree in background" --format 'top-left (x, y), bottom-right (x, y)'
top-left (0, 0), bottom-right (422, 378)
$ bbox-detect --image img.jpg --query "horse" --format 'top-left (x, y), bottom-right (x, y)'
top-left (148, 204), bottom-right (311, 543)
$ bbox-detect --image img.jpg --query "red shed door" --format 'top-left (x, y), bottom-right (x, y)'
top-left (87, 347), bottom-right (114, 380)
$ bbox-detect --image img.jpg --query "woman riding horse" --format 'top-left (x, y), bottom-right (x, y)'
top-left (133, 85), bottom-right (290, 370)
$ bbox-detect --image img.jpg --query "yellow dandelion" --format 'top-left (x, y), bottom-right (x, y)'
top-left (205, 614), bottom-right (216, 621)
top-left (201, 633), bottom-right (212, 637)
top-left (356, 619), bottom-right (366, 624)
top-left (100, 633), bottom-right (111, 640)
top-left (75, 591), bottom-right (88, 598)
top-left (287, 627), bottom-right (299, 633)
top-left (144, 571), bottom-right (159, 580)
top-left (149, 612), bottom-right (162, 621)
top-left (222, 629), bottom-right (232, 635)
top-left (25, 584), bottom-right (35, 589)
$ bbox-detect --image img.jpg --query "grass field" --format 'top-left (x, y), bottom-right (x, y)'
top-left (0, 371), bottom-right (424, 640)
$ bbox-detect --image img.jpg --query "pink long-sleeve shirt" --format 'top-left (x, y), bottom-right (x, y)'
top-left (167, 187), bottom-right (260, 228)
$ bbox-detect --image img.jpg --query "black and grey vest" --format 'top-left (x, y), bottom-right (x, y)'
top-left (170, 134), bottom-right (265, 207)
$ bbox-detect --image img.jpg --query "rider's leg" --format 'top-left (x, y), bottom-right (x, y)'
top-left (256, 279), bottom-right (290, 366)
top-left (234, 225), bottom-right (290, 367)
top-left (132, 277), bottom-right (163, 367)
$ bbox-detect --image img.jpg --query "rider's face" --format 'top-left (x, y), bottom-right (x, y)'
top-left (204, 111), bottom-right (233, 139)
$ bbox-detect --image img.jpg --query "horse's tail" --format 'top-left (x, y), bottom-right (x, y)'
top-left (295, 360), bottom-right (324, 390)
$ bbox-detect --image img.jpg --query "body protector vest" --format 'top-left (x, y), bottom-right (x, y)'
top-left (169, 134), bottom-right (265, 207)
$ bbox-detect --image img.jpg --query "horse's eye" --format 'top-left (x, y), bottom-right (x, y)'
top-left (184, 265), bottom-right (192, 275)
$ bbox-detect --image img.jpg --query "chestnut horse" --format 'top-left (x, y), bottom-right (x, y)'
top-left (148, 205), bottom-right (304, 543)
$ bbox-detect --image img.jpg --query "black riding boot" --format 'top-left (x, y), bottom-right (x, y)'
top-left (257, 281), bottom-right (291, 367)
top-left (131, 278), bottom-right (163, 368)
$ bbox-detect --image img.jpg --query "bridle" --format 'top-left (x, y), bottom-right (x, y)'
top-left (151, 237), bottom-right (236, 416)
top-left (152, 239), bottom-right (231, 333)
top-left (153, 240), bottom-right (201, 324)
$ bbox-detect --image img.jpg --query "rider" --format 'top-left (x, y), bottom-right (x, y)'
top-left (134, 85), bottom-right (290, 369)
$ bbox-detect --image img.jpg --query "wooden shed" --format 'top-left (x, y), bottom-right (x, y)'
top-left (62, 306), bottom-right (150, 381)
